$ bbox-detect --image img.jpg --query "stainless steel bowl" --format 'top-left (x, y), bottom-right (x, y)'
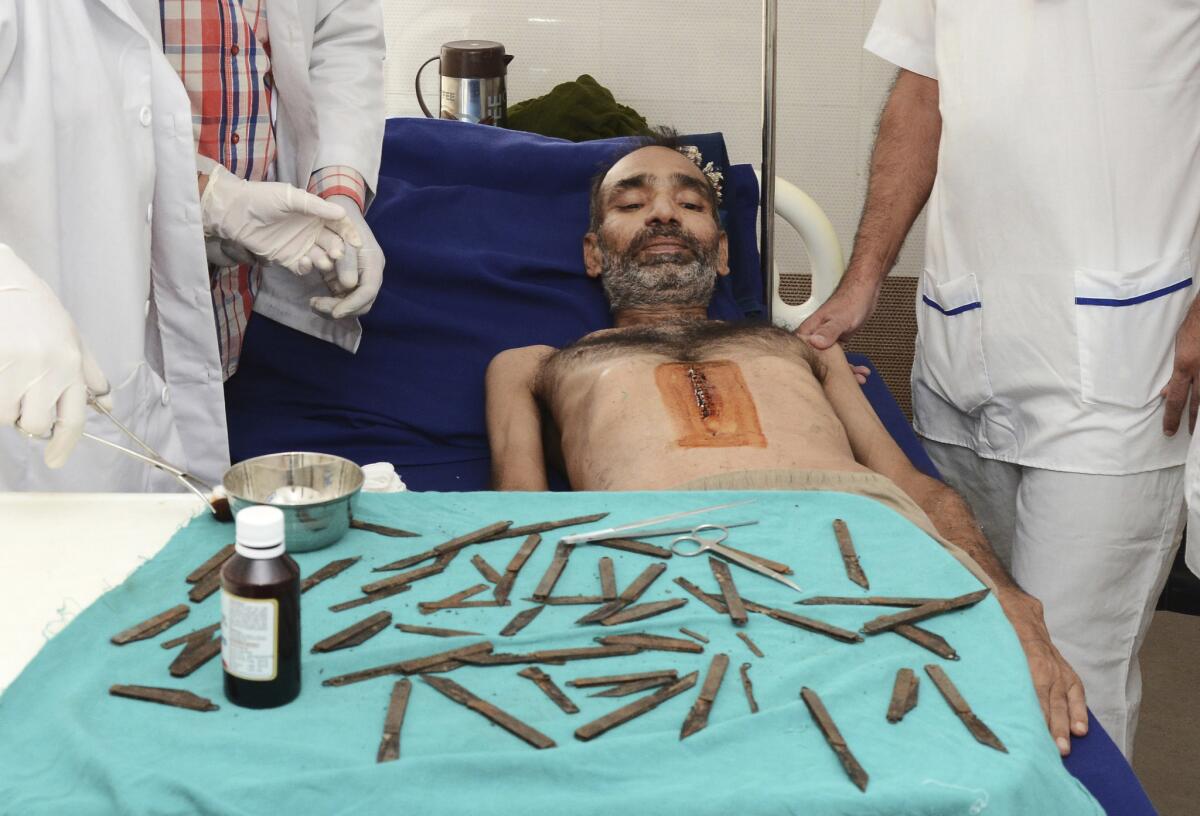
top-left (222, 452), bottom-right (364, 552)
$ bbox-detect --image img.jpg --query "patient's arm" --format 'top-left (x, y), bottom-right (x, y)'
top-left (816, 343), bottom-right (1088, 755)
top-left (485, 346), bottom-right (554, 490)
top-left (818, 346), bottom-right (1016, 590)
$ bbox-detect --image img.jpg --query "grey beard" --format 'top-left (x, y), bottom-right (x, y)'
top-left (598, 243), bottom-right (720, 312)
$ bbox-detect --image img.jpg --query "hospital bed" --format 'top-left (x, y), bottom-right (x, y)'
top-left (221, 118), bottom-right (1147, 812)
top-left (225, 118), bottom-right (934, 487)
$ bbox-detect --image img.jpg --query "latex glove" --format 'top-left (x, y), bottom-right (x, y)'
top-left (204, 236), bottom-right (257, 268)
top-left (309, 195), bottom-right (385, 319)
top-left (0, 245), bottom-right (110, 467)
top-left (200, 165), bottom-right (361, 276)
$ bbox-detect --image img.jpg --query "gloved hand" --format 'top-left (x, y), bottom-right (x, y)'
top-left (0, 245), bottom-right (110, 468)
top-left (204, 236), bottom-right (257, 268)
top-left (200, 165), bottom-right (362, 276)
top-left (205, 228), bottom-right (335, 273)
top-left (309, 195), bottom-right (385, 320)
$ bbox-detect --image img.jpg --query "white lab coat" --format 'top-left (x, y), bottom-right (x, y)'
top-left (252, 0), bottom-right (385, 354)
top-left (128, 0), bottom-right (387, 354)
top-left (0, 0), bottom-right (385, 492)
top-left (867, 1), bottom-right (1200, 476)
top-left (0, 0), bottom-right (226, 491)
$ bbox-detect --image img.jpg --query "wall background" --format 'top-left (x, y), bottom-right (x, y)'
top-left (380, 0), bottom-right (927, 292)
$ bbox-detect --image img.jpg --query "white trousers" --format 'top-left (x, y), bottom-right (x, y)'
top-left (1184, 434), bottom-right (1200, 577)
top-left (923, 439), bottom-right (1185, 759)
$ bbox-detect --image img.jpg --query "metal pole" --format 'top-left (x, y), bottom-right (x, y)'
top-left (761, 0), bottom-right (778, 320)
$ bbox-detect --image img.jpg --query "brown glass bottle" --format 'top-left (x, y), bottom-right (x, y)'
top-left (220, 506), bottom-right (302, 709)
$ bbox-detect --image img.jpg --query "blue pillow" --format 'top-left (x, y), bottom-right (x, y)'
top-left (225, 118), bottom-right (764, 483)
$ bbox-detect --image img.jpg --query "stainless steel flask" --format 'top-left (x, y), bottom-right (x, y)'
top-left (415, 40), bottom-right (513, 126)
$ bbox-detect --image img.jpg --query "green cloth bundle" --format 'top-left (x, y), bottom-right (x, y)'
top-left (507, 74), bottom-right (653, 142)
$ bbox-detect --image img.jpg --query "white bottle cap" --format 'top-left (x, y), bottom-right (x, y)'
top-left (235, 505), bottom-right (286, 559)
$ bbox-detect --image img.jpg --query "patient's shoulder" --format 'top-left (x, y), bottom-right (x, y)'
top-left (487, 345), bottom-right (557, 383)
top-left (578, 327), bottom-right (624, 341)
top-left (490, 344), bottom-right (557, 362)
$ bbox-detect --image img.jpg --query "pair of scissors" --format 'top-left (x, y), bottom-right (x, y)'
top-left (559, 499), bottom-right (756, 545)
top-left (671, 524), bottom-right (803, 593)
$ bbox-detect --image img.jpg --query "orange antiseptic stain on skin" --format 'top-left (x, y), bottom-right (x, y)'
top-left (654, 361), bottom-right (766, 448)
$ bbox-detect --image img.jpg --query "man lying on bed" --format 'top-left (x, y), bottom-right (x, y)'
top-left (485, 135), bottom-right (1089, 756)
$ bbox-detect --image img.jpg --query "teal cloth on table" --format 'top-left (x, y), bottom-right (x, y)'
top-left (0, 491), bottom-right (1101, 815)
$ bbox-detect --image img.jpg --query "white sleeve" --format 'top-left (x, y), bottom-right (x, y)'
top-left (0, 1), bottom-right (16, 82)
top-left (309, 0), bottom-right (386, 203)
top-left (864, 0), bottom-right (937, 80)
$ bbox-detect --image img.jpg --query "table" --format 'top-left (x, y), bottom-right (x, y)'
top-left (0, 491), bottom-right (1129, 815)
top-left (0, 493), bottom-right (201, 692)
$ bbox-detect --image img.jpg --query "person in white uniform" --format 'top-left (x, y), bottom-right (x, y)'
top-left (800, 2), bottom-right (1200, 758)
top-left (0, 0), bottom-right (385, 493)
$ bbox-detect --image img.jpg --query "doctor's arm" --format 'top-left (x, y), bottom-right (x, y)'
top-left (0, 10), bottom-right (109, 466)
top-left (486, 347), bottom-right (554, 491)
top-left (799, 69), bottom-right (941, 347)
top-left (0, 245), bottom-right (109, 467)
top-left (1161, 296), bottom-right (1200, 435)
top-left (196, 160), bottom-right (361, 276)
top-left (306, 0), bottom-right (387, 319)
top-left (816, 343), bottom-right (1089, 756)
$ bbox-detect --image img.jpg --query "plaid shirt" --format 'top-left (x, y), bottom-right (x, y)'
top-left (160, 0), bottom-right (367, 379)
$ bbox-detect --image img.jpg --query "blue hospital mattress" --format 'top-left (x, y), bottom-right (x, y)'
top-left (0, 490), bottom-right (1103, 814)
top-left (226, 119), bottom-right (760, 479)
top-left (226, 119), bottom-right (937, 488)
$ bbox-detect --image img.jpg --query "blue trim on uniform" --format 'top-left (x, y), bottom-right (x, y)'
top-left (1075, 277), bottom-right (1193, 307)
top-left (922, 294), bottom-right (981, 316)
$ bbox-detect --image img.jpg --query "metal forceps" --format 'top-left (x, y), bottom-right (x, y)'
top-left (82, 394), bottom-right (218, 514)
top-left (671, 523), bottom-right (803, 593)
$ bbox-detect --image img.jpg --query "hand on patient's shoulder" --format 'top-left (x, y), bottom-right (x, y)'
top-left (797, 276), bottom-right (881, 349)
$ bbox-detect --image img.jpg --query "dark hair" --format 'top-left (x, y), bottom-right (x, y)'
top-left (587, 127), bottom-right (722, 232)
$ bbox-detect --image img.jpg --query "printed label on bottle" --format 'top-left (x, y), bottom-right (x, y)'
top-left (221, 591), bottom-right (278, 681)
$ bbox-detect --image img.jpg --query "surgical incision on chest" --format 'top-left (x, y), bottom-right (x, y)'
top-left (654, 361), bottom-right (766, 448)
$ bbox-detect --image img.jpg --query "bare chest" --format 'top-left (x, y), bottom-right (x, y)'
top-left (540, 340), bottom-right (826, 449)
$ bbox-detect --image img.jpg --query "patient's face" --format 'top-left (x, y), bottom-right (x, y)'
top-left (587, 147), bottom-right (729, 311)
